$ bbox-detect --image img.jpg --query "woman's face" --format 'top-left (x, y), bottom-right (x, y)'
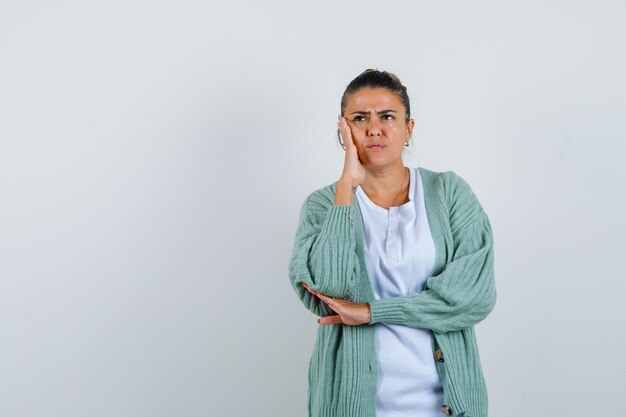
top-left (342, 87), bottom-right (414, 169)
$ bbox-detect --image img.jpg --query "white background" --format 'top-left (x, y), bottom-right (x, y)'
top-left (1, 1), bottom-right (625, 416)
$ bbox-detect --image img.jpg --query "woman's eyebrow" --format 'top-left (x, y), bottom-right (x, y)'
top-left (350, 109), bottom-right (398, 115)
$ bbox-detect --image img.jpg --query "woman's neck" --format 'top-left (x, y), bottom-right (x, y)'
top-left (361, 164), bottom-right (409, 199)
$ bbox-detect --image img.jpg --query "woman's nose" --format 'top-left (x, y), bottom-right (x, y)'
top-left (367, 119), bottom-right (382, 136)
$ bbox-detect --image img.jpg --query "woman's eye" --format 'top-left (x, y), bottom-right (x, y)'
top-left (353, 116), bottom-right (365, 122)
top-left (382, 114), bottom-right (394, 121)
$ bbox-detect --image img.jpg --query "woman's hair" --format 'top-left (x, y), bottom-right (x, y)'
top-left (337, 68), bottom-right (411, 150)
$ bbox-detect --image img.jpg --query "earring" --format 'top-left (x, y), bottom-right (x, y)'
top-left (404, 141), bottom-right (410, 147)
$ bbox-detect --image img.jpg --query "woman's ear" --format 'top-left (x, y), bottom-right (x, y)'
top-left (406, 118), bottom-right (415, 138)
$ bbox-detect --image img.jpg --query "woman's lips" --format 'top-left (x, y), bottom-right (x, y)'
top-left (367, 145), bottom-right (385, 150)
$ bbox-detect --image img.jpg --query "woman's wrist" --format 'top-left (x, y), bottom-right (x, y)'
top-left (334, 179), bottom-right (357, 206)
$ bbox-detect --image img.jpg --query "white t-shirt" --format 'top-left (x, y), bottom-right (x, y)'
top-left (355, 166), bottom-right (444, 417)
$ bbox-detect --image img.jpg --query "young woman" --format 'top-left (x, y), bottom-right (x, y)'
top-left (288, 69), bottom-right (496, 417)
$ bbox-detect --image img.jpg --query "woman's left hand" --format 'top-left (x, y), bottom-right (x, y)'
top-left (302, 283), bottom-right (371, 326)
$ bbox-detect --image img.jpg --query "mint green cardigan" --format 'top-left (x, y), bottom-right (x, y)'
top-left (288, 167), bottom-right (497, 417)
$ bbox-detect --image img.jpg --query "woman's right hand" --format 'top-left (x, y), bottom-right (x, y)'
top-left (337, 115), bottom-right (366, 188)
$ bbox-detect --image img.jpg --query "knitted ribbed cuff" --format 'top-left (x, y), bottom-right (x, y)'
top-left (326, 203), bottom-right (356, 226)
top-left (367, 297), bottom-right (404, 325)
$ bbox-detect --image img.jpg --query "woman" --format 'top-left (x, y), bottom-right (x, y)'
top-left (288, 69), bottom-right (496, 417)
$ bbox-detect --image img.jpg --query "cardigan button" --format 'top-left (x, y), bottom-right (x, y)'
top-left (434, 349), bottom-right (444, 362)
top-left (440, 405), bottom-right (452, 415)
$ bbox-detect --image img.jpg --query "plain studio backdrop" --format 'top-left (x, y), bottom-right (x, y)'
top-left (1, 1), bottom-right (625, 416)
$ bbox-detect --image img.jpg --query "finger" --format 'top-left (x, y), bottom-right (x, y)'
top-left (337, 117), bottom-right (353, 148)
top-left (325, 302), bottom-right (339, 313)
top-left (316, 294), bottom-right (343, 313)
top-left (316, 292), bottom-right (338, 303)
top-left (318, 315), bottom-right (343, 325)
top-left (302, 283), bottom-right (320, 296)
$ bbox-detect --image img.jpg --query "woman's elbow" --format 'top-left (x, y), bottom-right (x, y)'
top-left (475, 286), bottom-right (497, 321)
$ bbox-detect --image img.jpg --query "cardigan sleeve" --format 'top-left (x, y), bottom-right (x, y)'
top-left (368, 172), bottom-right (496, 334)
top-left (288, 193), bottom-right (360, 317)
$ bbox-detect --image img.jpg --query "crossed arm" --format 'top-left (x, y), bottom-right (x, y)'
top-left (288, 177), bottom-right (496, 333)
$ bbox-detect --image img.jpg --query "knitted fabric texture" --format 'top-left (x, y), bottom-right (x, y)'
top-left (288, 167), bottom-right (496, 417)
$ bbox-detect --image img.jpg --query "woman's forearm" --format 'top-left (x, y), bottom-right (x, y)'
top-left (288, 192), bottom-right (360, 314)
top-left (333, 178), bottom-right (356, 206)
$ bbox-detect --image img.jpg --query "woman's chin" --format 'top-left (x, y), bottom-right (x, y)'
top-left (362, 157), bottom-right (401, 169)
